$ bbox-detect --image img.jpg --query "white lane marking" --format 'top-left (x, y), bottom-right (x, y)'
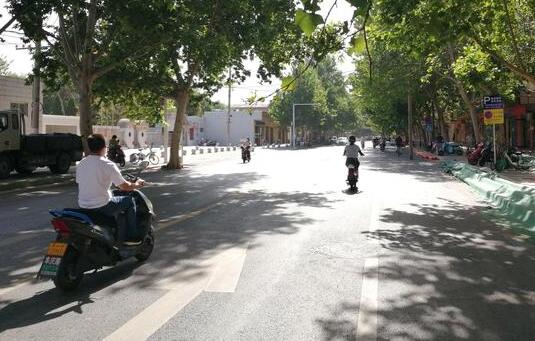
top-left (104, 245), bottom-right (248, 340)
top-left (205, 246), bottom-right (248, 292)
top-left (356, 257), bottom-right (379, 341)
top-left (103, 275), bottom-right (208, 341)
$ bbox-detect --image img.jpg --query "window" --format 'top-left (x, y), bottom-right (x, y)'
top-left (0, 114), bottom-right (8, 132)
top-left (200, 127), bottom-right (204, 133)
top-left (11, 114), bottom-right (19, 130)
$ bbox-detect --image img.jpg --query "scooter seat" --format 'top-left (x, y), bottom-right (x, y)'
top-left (63, 208), bottom-right (118, 228)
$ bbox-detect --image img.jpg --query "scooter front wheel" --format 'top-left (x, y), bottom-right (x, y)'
top-left (135, 231), bottom-right (154, 262)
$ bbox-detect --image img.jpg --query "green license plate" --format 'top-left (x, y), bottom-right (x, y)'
top-left (38, 255), bottom-right (62, 278)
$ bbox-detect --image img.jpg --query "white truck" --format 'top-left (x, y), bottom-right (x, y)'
top-left (0, 110), bottom-right (83, 179)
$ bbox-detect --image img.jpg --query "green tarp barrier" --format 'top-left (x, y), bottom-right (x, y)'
top-left (441, 161), bottom-right (535, 234)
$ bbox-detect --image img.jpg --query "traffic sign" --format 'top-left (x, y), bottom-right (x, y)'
top-left (483, 108), bottom-right (504, 125)
top-left (482, 96), bottom-right (503, 109)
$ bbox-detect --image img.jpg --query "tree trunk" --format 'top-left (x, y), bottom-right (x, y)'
top-left (433, 99), bottom-right (447, 139)
top-left (78, 76), bottom-right (93, 153)
top-left (447, 43), bottom-right (481, 143)
top-left (168, 89), bottom-right (190, 169)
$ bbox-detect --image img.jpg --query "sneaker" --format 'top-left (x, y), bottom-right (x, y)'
top-left (123, 240), bottom-right (142, 246)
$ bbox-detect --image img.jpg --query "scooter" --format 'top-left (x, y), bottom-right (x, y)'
top-left (372, 138), bottom-right (379, 149)
top-left (346, 161), bottom-right (359, 192)
top-left (241, 145), bottom-right (251, 163)
top-left (478, 143), bottom-right (494, 167)
top-left (107, 145), bottom-right (126, 167)
top-left (467, 142), bottom-right (485, 165)
top-left (37, 169), bottom-right (155, 291)
top-left (443, 142), bottom-right (464, 156)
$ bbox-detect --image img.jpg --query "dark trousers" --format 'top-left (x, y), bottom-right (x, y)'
top-left (345, 157), bottom-right (360, 168)
top-left (95, 196), bottom-right (137, 242)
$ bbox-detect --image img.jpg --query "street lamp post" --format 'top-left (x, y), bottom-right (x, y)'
top-left (292, 103), bottom-right (317, 148)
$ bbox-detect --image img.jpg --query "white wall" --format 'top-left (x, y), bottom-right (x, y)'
top-left (203, 110), bottom-right (260, 145)
top-left (42, 114), bottom-right (80, 134)
top-left (0, 75), bottom-right (43, 133)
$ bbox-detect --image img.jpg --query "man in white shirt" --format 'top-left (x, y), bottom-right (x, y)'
top-left (343, 135), bottom-right (365, 168)
top-left (76, 134), bottom-right (145, 246)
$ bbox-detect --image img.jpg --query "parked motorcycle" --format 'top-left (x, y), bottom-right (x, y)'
top-left (443, 142), bottom-right (464, 156)
top-left (37, 168), bottom-right (155, 291)
top-left (241, 145), bottom-right (251, 163)
top-left (346, 160), bottom-right (359, 192)
top-left (467, 142), bottom-right (485, 165)
top-left (478, 143), bottom-right (494, 167)
top-left (467, 142), bottom-right (494, 167)
top-left (107, 145), bottom-right (126, 167)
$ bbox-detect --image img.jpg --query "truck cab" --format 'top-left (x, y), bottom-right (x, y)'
top-left (0, 110), bottom-right (21, 153)
top-left (0, 110), bottom-right (83, 179)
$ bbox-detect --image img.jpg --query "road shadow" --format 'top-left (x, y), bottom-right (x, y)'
top-left (316, 198), bottom-right (535, 340)
top-left (0, 261), bottom-right (139, 332)
top-left (0, 169), bottom-right (338, 333)
top-left (362, 148), bottom-right (449, 183)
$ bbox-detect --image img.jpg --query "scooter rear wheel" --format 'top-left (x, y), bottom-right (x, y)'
top-left (54, 247), bottom-right (84, 291)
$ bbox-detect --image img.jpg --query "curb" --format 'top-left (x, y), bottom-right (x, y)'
top-left (442, 161), bottom-right (535, 234)
top-left (0, 164), bottom-right (155, 194)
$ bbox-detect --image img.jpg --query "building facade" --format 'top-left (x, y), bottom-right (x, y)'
top-left (0, 75), bottom-right (41, 133)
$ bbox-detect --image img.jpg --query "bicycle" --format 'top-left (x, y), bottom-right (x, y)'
top-left (130, 144), bottom-right (160, 165)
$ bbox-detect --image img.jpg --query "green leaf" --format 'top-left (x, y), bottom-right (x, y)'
top-left (281, 76), bottom-right (296, 92)
top-left (295, 9), bottom-right (324, 37)
top-left (348, 35), bottom-right (366, 55)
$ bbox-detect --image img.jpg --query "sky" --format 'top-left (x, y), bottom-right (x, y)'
top-left (0, 0), bottom-right (355, 105)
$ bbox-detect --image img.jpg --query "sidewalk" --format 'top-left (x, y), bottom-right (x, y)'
top-left (0, 145), bottom-right (252, 193)
top-left (414, 147), bottom-right (535, 189)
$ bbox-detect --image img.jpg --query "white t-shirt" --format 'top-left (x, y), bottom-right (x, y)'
top-left (344, 144), bottom-right (362, 158)
top-left (76, 155), bottom-right (126, 209)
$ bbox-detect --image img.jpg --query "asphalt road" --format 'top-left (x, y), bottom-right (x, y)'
top-left (1, 143), bottom-right (535, 341)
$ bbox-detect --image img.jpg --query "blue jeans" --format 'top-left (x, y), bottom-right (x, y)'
top-left (95, 196), bottom-right (137, 242)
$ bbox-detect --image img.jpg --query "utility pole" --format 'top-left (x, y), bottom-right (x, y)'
top-left (31, 39), bottom-right (41, 134)
top-left (408, 90), bottom-right (414, 160)
top-left (227, 67), bottom-right (231, 146)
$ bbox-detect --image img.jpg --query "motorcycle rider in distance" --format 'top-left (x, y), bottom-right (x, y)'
top-left (361, 137), bottom-right (365, 149)
top-left (395, 135), bottom-right (403, 156)
top-left (109, 135), bottom-right (119, 149)
top-left (107, 134), bottom-right (125, 163)
top-left (344, 135), bottom-right (365, 175)
top-left (379, 137), bottom-right (386, 151)
top-left (76, 134), bottom-right (145, 246)
top-left (241, 137), bottom-right (252, 162)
